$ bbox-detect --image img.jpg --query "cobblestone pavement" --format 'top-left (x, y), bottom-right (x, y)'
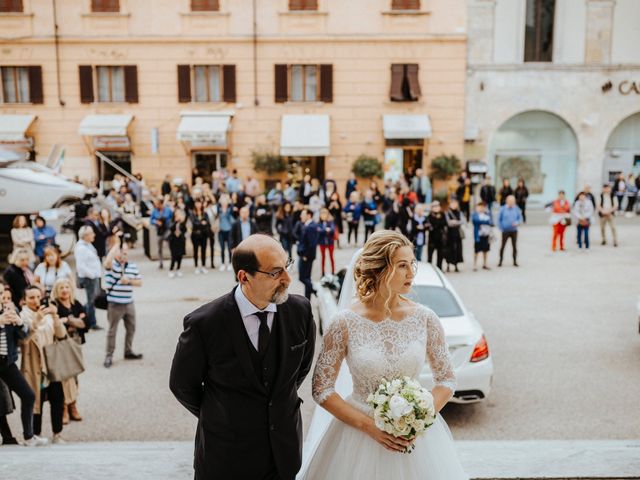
top-left (7, 215), bottom-right (639, 443)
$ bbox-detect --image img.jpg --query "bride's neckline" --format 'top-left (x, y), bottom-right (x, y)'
top-left (343, 306), bottom-right (421, 325)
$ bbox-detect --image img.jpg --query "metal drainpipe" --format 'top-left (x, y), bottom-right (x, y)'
top-left (253, 0), bottom-right (259, 106)
top-left (52, 0), bottom-right (65, 106)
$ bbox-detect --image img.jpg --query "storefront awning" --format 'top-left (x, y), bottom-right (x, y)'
top-left (177, 112), bottom-right (232, 146)
top-left (280, 115), bottom-right (330, 156)
top-left (0, 114), bottom-right (37, 141)
top-left (78, 114), bottom-right (133, 136)
top-left (383, 114), bottom-right (432, 139)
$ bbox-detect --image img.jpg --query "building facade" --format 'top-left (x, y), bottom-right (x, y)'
top-left (465, 0), bottom-right (640, 205)
top-left (0, 0), bottom-right (467, 192)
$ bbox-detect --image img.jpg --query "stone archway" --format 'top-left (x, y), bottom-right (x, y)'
top-left (488, 110), bottom-right (578, 206)
top-left (603, 112), bottom-right (640, 183)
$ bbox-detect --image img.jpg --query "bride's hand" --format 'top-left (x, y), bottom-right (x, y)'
top-left (362, 419), bottom-right (413, 453)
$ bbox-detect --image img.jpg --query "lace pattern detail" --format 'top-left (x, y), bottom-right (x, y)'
top-left (311, 304), bottom-right (456, 406)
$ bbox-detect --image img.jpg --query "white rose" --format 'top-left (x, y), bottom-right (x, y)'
top-left (388, 395), bottom-right (413, 420)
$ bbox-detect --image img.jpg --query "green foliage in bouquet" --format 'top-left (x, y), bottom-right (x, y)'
top-left (251, 150), bottom-right (287, 176)
top-left (430, 154), bottom-right (462, 180)
top-left (352, 154), bottom-right (383, 179)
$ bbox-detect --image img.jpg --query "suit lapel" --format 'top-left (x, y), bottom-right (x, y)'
top-left (223, 288), bottom-right (267, 395)
top-left (272, 302), bottom-right (291, 394)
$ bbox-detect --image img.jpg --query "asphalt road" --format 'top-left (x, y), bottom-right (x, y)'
top-left (8, 216), bottom-right (639, 442)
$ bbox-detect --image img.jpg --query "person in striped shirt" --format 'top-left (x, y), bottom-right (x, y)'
top-left (102, 242), bottom-right (143, 369)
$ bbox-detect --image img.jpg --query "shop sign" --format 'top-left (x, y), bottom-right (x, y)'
top-left (93, 136), bottom-right (131, 149)
top-left (601, 80), bottom-right (640, 95)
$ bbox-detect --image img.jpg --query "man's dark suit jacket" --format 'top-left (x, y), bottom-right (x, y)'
top-left (169, 287), bottom-right (316, 480)
top-left (296, 222), bottom-right (319, 261)
top-left (230, 220), bottom-right (257, 250)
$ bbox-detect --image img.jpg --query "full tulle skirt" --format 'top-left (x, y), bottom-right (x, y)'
top-left (299, 405), bottom-right (468, 480)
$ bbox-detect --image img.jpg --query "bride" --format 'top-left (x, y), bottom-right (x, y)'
top-left (299, 230), bottom-right (468, 479)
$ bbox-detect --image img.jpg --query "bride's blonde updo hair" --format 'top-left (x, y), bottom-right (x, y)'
top-left (354, 230), bottom-right (413, 307)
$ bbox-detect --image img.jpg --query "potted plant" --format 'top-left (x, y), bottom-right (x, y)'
top-left (430, 154), bottom-right (462, 181)
top-left (251, 150), bottom-right (287, 176)
top-left (351, 154), bottom-right (383, 179)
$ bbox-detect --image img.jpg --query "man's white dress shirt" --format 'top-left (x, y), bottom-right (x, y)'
top-left (234, 286), bottom-right (276, 351)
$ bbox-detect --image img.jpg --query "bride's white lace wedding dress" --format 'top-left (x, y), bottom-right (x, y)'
top-left (299, 305), bottom-right (468, 479)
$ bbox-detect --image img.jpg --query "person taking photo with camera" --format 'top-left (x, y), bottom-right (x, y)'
top-left (102, 240), bottom-right (143, 369)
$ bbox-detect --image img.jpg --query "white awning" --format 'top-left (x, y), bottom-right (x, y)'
top-left (177, 112), bottom-right (232, 146)
top-left (280, 115), bottom-right (330, 156)
top-left (0, 115), bottom-right (37, 141)
top-left (383, 114), bottom-right (432, 139)
top-left (78, 114), bottom-right (133, 136)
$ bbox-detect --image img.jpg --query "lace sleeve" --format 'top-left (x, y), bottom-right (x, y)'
top-left (311, 314), bottom-right (349, 405)
top-left (424, 307), bottom-right (457, 393)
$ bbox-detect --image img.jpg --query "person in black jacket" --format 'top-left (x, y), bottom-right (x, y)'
top-left (499, 178), bottom-right (513, 206)
top-left (445, 200), bottom-right (465, 272)
top-left (514, 178), bottom-right (530, 223)
top-left (327, 192), bottom-right (344, 248)
top-left (276, 202), bottom-right (295, 259)
top-left (190, 199), bottom-right (211, 274)
top-left (168, 210), bottom-right (188, 278)
top-left (254, 195), bottom-right (274, 235)
top-left (480, 176), bottom-right (497, 214)
top-left (0, 285), bottom-right (41, 446)
top-left (296, 209), bottom-right (319, 300)
top-left (231, 206), bottom-right (258, 251)
top-left (426, 201), bottom-right (448, 270)
top-left (83, 208), bottom-right (110, 260)
top-left (170, 234), bottom-right (315, 480)
top-left (3, 249), bottom-right (33, 307)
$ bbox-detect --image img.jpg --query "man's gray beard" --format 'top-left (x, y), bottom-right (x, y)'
top-left (271, 288), bottom-right (289, 305)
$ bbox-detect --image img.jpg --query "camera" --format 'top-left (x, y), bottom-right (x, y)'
top-left (41, 296), bottom-right (50, 308)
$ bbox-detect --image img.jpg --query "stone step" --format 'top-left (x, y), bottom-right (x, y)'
top-left (1, 440), bottom-right (638, 479)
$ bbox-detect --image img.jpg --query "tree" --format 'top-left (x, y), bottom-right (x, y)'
top-left (430, 154), bottom-right (462, 180)
top-left (352, 154), bottom-right (383, 179)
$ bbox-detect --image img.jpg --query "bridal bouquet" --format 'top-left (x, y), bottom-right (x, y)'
top-left (366, 376), bottom-right (436, 452)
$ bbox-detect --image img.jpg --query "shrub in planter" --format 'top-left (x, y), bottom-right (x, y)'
top-left (251, 151), bottom-right (287, 176)
top-left (351, 155), bottom-right (383, 179)
top-left (430, 154), bottom-right (462, 181)
top-left (433, 188), bottom-right (450, 205)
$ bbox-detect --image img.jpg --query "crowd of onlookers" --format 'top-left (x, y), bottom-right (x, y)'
top-left (1, 187), bottom-right (144, 446)
top-left (1, 165), bottom-right (637, 447)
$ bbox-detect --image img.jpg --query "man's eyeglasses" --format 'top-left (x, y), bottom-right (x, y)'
top-left (253, 258), bottom-right (295, 279)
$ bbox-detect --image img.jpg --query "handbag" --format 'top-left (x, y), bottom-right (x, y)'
top-left (44, 336), bottom-right (85, 382)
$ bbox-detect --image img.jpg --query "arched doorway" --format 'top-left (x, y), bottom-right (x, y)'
top-left (603, 112), bottom-right (640, 183)
top-left (488, 111), bottom-right (578, 206)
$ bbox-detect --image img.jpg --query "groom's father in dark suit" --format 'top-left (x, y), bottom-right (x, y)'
top-left (170, 234), bottom-right (316, 480)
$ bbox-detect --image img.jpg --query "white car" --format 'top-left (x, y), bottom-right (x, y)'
top-left (315, 263), bottom-right (493, 404)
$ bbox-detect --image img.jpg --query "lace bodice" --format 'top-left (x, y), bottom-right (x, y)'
top-left (312, 305), bottom-right (456, 406)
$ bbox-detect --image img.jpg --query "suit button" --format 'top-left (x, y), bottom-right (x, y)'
top-left (270, 425), bottom-right (275, 431)
top-left (263, 366), bottom-right (268, 371)
top-left (264, 381), bottom-right (269, 387)
top-left (269, 401), bottom-right (273, 407)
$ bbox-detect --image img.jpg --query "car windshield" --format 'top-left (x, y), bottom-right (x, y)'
top-left (407, 285), bottom-right (464, 318)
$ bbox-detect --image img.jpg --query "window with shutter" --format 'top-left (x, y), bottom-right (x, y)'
top-left (289, 0), bottom-right (318, 11)
top-left (390, 64), bottom-right (420, 102)
top-left (96, 66), bottom-right (125, 102)
top-left (28, 66), bottom-right (43, 104)
top-left (78, 65), bottom-right (94, 104)
top-left (290, 65), bottom-right (318, 102)
top-left (194, 65), bottom-right (221, 102)
top-left (177, 65), bottom-right (191, 103)
top-left (391, 0), bottom-right (420, 10)
top-left (191, 0), bottom-right (219, 11)
top-left (274, 64), bottom-right (288, 103)
top-left (0, 67), bottom-right (30, 103)
top-left (91, 0), bottom-right (119, 12)
top-left (0, 0), bottom-right (23, 12)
